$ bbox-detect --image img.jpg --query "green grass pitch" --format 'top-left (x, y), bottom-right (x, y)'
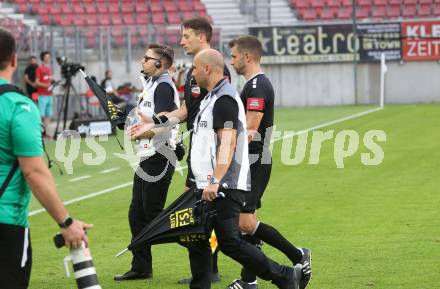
top-left (28, 104), bottom-right (440, 289)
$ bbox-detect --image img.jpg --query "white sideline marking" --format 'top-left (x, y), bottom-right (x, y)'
top-left (29, 106), bottom-right (383, 217)
top-left (69, 175), bottom-right (91, 182)
top-left (29, 182), bottom-right (133, 216)
top-left (100, 167), bottom-right (120, 174)
top-left (271, 107), bottom-right (384, 143)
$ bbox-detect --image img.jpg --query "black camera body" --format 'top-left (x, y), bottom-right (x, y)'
top-left (56, 56), bottom-right (85, 78)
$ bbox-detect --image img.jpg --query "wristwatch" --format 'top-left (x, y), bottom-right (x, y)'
top-left (58, 216), bottom-right (73, 228)
top-left (208, 177), bottom-right (220, 185)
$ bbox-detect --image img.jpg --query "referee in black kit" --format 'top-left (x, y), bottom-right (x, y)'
top-left (227, 36), bottom-right (312, 289)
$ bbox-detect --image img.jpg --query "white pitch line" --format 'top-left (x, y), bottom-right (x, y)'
top-left (272, 107), bottom-right (384, 143)
top-left (29, 182), bottom-right (133, 216)
top-left (29, 106), bottom-right (383, 217)
top-left (100, 167), bottom-right (120, 174)
top-left (69, 175), bottom-right (91, 182)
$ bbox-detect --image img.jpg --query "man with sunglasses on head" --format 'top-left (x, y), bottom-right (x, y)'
top-left (114, 43), bottom-right (180, 282)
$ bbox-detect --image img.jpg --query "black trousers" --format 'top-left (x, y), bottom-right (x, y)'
top-left (188, 189), bottom-right (291, 289)
top-left (129, 153), bottom-right (175, 273)
top-left (0, 223), bottom-right (32, 289)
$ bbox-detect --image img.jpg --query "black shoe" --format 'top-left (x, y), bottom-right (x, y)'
top-left (177, 272), bottom-right (221, 284)
top-left (114, 271), bottom-right (152, 281)
top-left (284, 265), bottom-right (302, 289)
top-left (299, 248), bottom-right (312, 289)
top-left (226, 279), bottom-right (258, 289)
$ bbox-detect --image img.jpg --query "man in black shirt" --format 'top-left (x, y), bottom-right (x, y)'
top-left (23, 56), bottom-right (38, 101)
top-left (227, 36), bottom-right (312, 289)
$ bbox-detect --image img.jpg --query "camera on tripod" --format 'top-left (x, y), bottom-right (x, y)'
top-left (56, 56), bottom-right (85, 78)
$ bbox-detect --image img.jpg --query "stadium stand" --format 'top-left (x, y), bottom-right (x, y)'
top-left (289, 0), bottom-right (440, 21)
top-left (5, 0), bottom-right (213, 48)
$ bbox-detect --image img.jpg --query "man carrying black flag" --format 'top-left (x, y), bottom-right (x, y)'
top-left (114, 43), bottom-right (180, 281)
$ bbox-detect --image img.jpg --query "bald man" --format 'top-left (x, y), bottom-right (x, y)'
top-left (189, 49), bottom-right (302, 289)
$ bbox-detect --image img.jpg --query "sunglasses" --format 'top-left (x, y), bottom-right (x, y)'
top-left (143, 55), bottom-right (160, 62)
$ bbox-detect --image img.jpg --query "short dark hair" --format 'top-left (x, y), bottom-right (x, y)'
top-left (148, 43), bottom-right (174, 69)
top-left (29, 55), bottom-right (37, 60)
top-left (0, 27), bottom-right (16, 70)
top-left (229, 35), bottom-right (263, 60)
top-left (181, 17), bottom-right (212, 43)
top-left (40, 51), bottom-right (50, 61)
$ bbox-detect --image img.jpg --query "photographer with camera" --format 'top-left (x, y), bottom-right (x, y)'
top-left (35, 51), bottom-right (53, 137)
top-left (0, 27), bottom-right (91, 289)
top-left (114, 43), bottom-right (181, 281)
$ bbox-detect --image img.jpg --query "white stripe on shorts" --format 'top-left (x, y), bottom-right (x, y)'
top-left (21, 227), bottom-right (29, 268)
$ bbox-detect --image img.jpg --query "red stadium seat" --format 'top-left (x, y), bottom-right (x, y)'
top-left (357, 0), bottom-right (372, 5)
top-left (111, 14), bottom-right (123, 25)
top-left (311, 0), bottom-right (325, 8)
top-left (168, 12), bottom-right (181, 24)
top-left (86, 16), bottom-right (98, 26)
top-left (123, 14), bottom-right (135, 25)
top-left (97, 3), bottom-right (108, 14)
top-left (60, 3), bottom-right (72, 14)
top-left (152, 13), bottom-right (165, 24)
top-left (164, 0), bottom-right (178, 12)
top-left (402, 4), bottom-right (416, 16)
top-left (37, 6), bottom-right (49, 15)
top-left (434, 4), bottom-right (440, 15)
top-left (337, 6), bottom-right (352, 18)
top-left (388, 0), bottom-right (402, 4)
top-left (151, 2), bottom-right (162, 12)
top-left (341, 0), bottom-right (352, 6)
top-left (73, 4), bottom-right (84, 14)
top-left (419, 0), bottom-right (432, 4)
top-left (294, 0), bottom-right (309, 9)
top-left (109, 3), bottom-right (119, 13)
top-left (417, 4), bottom-right (432, 16)
top-left (403, 0), bottom-right (416, 4)
top-left (135, 5), bottom-right (148, 13)
top-left (17, 4), bottom-right (28, 14)
top-left (320, 8), bottom-right (335, 19)
top-left (182, 10), bottom-right (195, 19)
top-left (194, 0), bottom-right (206, 9)
top-left (373, 0), bottom-right (386, 5)
top-left (121, 4), bottom-right (134, 13)
top-left (386, 5), bottom-right (401, 17)
top-left (302, 8), bottom-right (318, 20)
top-left (136, 14), bottom-right (149, 24)
top-left (48, 6), bottom-right (61, 15)
top-left (327, 0), bottom-right (341, 7)
top-left (178, 0), bottom-right (193, 11)
top-left (99, 15), bottom-right (111, 25)
top-left (356, 6), bottom-right (370, 18)
top-left (166, 29), bottom-right (180, 45)
top-left (75, 15), bottom-right (88, 26)
top-left (372, 5), bottom-right (386, 19)
top-left (85, 6), bottom-right (97, 14)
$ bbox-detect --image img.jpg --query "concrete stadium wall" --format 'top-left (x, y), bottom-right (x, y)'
top-left (261, 61), bottom-right (440, 107)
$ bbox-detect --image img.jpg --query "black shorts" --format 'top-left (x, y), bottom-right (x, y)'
top-left (0, 223), bottom-right (32, 289)
top-left (241, 159), bottom-right (272, 213)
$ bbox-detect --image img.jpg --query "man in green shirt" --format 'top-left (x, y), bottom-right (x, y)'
top-left (0, 27), bottom-right (91, 289)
